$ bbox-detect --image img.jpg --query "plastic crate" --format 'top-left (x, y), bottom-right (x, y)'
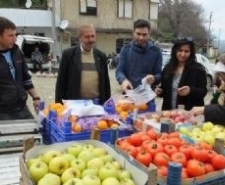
top-left (46, 118), bottom-right (133, 144)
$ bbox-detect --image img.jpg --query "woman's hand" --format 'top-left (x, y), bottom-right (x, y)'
top-left (177, 86), bottom-right (190, 96)
top-left (190, 106), bottom-right (205, 116)
top-left (155, 86), bottom-right (163, 95)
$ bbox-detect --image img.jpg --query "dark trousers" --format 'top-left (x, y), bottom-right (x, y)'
top-left (0, 106), bottom-right (34, 120)
top-left (33, 60), bottom-right (43, 73)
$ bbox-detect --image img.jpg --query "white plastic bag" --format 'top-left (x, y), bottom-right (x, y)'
top-left (62, 99), bottom-right (105, 117)
top-left (125, 77), bottom-right (156, 105)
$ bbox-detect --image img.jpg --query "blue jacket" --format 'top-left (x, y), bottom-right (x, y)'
top-left (116, 41), bottom-right (162, 88)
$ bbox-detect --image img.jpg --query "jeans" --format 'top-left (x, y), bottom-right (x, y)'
top-left (0, 106), bottom-right (34, 120)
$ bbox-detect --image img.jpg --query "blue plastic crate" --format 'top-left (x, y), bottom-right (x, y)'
top-left (47, 119), bottom-right (133, 144)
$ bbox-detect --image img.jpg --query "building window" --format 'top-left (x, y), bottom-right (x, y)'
top-left (149, 1), bottom-right (159, 20)
top-left (79, 0), bottom-right (97, 16)
top-left (118, 0), bottom-right (133, 18)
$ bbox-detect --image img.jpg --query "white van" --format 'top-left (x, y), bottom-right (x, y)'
top-left (16, 35), bottom-right (54, 71)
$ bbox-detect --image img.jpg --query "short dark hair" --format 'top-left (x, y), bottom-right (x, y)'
top-left (0, 16), bottom-right (16, 35)
top-left (133, 19), bottom-right (151, 31)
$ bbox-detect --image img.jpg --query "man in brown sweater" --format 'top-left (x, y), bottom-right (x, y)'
top-left (55, 24), bottom-right (111, 104)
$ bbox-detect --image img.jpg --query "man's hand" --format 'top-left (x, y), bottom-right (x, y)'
top-left (33, 100), bottom-right (40, 114)
top-left (155, 86), bottom-right (163, 95)
top-left (177, 86), bottom-right (190, 96)
top-left (190, 106), bottom-right (205, 116)
top-left (121, 79), bottom-right (133, 92)
top-left (146, 75), bottom-right (155, 85)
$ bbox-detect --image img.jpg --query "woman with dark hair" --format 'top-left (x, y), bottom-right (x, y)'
top-left (155, 37), bottom-right (207, 110)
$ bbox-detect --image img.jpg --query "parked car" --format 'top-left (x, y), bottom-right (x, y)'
top-left (16, 35), bottom-right (54, 72)
top-left (162, 53), bottom-right (215, 90)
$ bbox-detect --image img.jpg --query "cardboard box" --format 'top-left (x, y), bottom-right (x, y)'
top-left (20, 138), bottom-right (155, 185)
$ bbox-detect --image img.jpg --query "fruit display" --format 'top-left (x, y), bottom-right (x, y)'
top-left (116, 129), bottom-right (225, 182)
top-left (133, 110), bottom-right (198, 132)
top-left (178, 122), bottom-right (225, 146)
top-left (24, 141), bottom-right (146, 185)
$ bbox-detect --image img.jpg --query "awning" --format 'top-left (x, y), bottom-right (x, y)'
top-left (0, 8), bottom-right (60, 27)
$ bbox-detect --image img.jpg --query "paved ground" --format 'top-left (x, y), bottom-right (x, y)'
top-left (27, 69), bottom-right (212, 116)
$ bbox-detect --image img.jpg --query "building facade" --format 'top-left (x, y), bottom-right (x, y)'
top-left (60, 0), bottom-right (160, 55)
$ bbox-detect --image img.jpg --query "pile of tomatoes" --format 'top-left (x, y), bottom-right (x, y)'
top-left (116, 129), bottom-right (225, 179)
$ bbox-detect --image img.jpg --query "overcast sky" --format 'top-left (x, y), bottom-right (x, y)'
top-left (196, 0), bottom-right (225, 40)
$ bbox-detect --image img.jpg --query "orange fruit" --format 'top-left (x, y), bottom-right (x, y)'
top-left (110, 123), bottom-right (119, 128)
top-left (42, 108), bottom-right (49, 116)
top-left (97, 120), bottom-right (109, 130)
top-left (72, 123), bottom-right (82, 132)
top-left (69, 115), bottom-right (78, 122)
top-left (135, 104), bottom-right (148, 111)
top-left (120, 111), bottom-right (128, 121)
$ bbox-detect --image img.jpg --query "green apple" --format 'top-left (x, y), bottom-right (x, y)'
top-left (120, 178), bottom-right (136, 185)
top-left (42, 173), bottom-right (61, 185)
top-left (102, 177), bottom-right (120, 185)
top-left (87, 157), bottom-right (104, 169)
top-left (82, 168), bottom-right (98, 178)
top-left (82, 144), bottom-right (95, 151)
top-left (212, 125), bottom-right (224, 133)
top-left (192, 134), bottom-right (203, 143)
top-left (26, 158), bottom-right (42, 169)
top-left (62, 153), bottom-right (76, 164)
top-left (202, 122), bottom-right (214, 131)
top-left (178, 126), bottom-right (189, 135)
top-left (63, 178), bottom-right (84, 185)
top-left (215, 132), bottom-right (225, 139)
top-left (37, 177), bottom-right (49, 185)
top-left (77, 150), bottom-right (95, 163)
top-left (118, 170), bottom-right (132, 181)
top-left (43, 150), bottom-right (62, 164)
top-left (29, 161), bottom-right (48, 183)
top-left (92, 147), bottom-right (107, 157)
top-left (70, 159), bottom-right (86, 172)
top-left (61, 167), bottom-right (81, 184)
top-left (111, 161), bottom-right (122, 170)
top-left (49, 156), bottom-right (69, 175)
top-left (100, 154), bottom-right (114, 164)
top-left (82, 175), bottom-right (101, 185)
top-left (67, 144), bottom-right (83, 157)
top-left (192, 127), bottom-right (201, 133)
top-left (98, 166), bottom-right (119, 181)
top-left (203, 134), bottom-right (215, 145)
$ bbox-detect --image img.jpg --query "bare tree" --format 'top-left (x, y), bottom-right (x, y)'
top-left (159, 0), bottom-right (208, 45)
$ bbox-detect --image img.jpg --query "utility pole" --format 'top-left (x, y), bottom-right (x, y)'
top-left (217, 28), bottom-right (221, 53)
top-left (207, 12), bottom-right (212, 58)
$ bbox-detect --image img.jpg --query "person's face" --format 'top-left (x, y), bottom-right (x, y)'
top-left (176, 44), bottom-right (191, 63)
top-left (133, 27), bottom-right (150, 47)
top-left (79, 27), bottom-right (96, 51)
top-left (217, 72), bottom-right (225, 82)
top-left (0, 28), bottom-right (16, 50)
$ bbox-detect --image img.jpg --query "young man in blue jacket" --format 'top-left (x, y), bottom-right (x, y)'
top-left (116, 19), bottom-right (162, 93)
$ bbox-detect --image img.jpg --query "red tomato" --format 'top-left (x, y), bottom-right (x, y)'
top-left (128, 133), bottom-right (143, 146)
top-left (141, 140), bottom-right (152, 151)
top-left (117, 140), bottom-right (131, 150)
top-left (198, 141), bottom-right (213, 150)
top-left (178, 144), bottom-right (193, 159)
top-left (204, 163), bottom-right (215, 174)
top-left (186, 159), bottom-right (205, 177)
top-left (147, 129), bottom-right (158, 140)
top-left (157, 166), bottom-right (168, 176)
top-left (140, 134), bottom-right (151, 142)
top-left (153, 152), bottom-right (170, 167)
top-left (147, 142), bottom-right (164, 158)
top-left (157, 137), bottom-right (168, 146)
top-left (211, 154), bottom-right (225, 170)
top-left (164, 145), bottom-right (178, 157)
top-left (161, 132), bottom-right (169, 138)
top-left (191, 147), bottom-right (209, 162)
top-left (136, 150), bottom-right (152, 167)
top-left (168, 132), bottom-right (180, 138)
top-left (207, 150), bottom-right (217, 163)
top-left (170, 152), bottom-right (187, 167)
top-left (125, 145), bottom-right (138, 158)
top-left (167, 138), bottom-right (182, 148)
top-left (181, 168), bottom-right (189, 179)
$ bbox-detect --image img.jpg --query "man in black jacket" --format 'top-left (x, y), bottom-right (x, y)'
top-left (55, 24), bottom-right (111, 105)
top-left (0, 17), bottom-right (40, 120)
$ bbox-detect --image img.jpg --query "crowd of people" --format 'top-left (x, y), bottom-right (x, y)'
top-left (0, 16), bottom-right (225, 126)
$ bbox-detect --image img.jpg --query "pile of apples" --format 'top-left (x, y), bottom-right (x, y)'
top-left (116, 129), bottom-right (225, 179)
top-left (26, 144), bottom-right (136, 185)
top-left (179, 122), bottom-right (225, 146)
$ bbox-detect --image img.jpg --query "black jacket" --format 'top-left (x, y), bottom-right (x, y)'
top-left (0, 45), bottom-right (34, 113)
top-left (55, 46), bottom-right (111, 105)
top-left (160, 63), bottom-right (207, 110)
